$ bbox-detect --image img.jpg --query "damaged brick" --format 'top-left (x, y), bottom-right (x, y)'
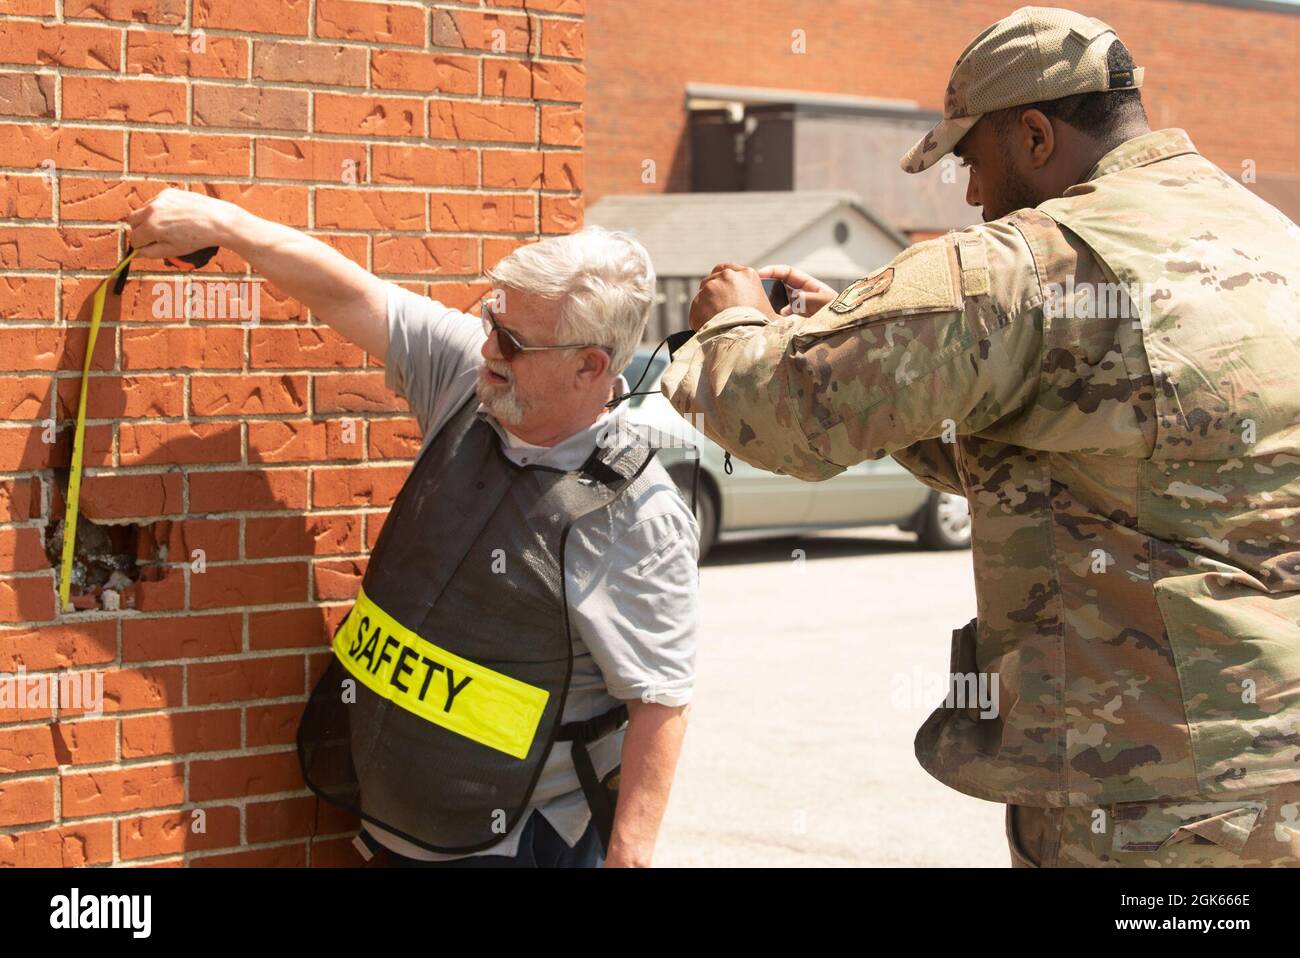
top-left (44, 467), bottom-right (172, 613)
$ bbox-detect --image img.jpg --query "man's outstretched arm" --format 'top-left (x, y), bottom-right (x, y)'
top-left (123, 187), bottom-right (390, 359)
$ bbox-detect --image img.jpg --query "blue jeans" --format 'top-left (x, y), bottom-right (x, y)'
top-left (378, 813), bottom-right (604, 868)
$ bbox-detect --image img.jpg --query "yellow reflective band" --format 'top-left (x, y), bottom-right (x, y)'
top-left (333, 585), bottom-right (551, 760)
top-left (59, 249), bottom-right (139, 613)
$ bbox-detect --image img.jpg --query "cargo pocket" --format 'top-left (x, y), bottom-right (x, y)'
top-left (1112, 800), bottom-right (1265, 859)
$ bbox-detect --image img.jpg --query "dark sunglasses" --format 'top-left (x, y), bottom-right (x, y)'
top-left (481, 304), bottom-right (610, 362)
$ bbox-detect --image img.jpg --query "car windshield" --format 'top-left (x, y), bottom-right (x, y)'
top-left (622, 352), bottom-right (669, 407)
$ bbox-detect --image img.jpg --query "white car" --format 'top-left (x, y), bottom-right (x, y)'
top-left (625, 348), bottom-right (971, 558)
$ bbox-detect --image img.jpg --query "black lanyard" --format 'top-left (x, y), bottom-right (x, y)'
top-left (602, 330), bottom-right (733, 522)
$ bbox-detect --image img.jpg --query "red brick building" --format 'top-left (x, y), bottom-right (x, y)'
top-left (585, 0), bottom-right (1300, 233)
top-left (0, 0), bottom-right (583, 867)
top-left (1, 0), bottom-right (1297, 870)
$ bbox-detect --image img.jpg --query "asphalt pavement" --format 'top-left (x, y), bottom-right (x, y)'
top-left (655, 527), bottom-right (1009, 867)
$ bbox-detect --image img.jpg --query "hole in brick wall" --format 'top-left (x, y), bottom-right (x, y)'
top-left (44, 467), bottom-right (171, 613)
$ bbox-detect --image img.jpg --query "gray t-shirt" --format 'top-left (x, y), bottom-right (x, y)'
top-left (363, 283), bottom-right (699, 860)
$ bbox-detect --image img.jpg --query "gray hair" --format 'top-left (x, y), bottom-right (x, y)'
top-left (486, 225), bottom-right (655, 376)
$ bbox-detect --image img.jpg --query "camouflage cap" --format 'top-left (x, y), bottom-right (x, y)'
top-left (900, 6), bottom-right (1144, 174)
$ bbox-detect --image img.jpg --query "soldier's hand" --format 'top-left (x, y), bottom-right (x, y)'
top-left (688, 263), bottom-right (777, 331)
top-left (758, 264), bottom-right (837, 316)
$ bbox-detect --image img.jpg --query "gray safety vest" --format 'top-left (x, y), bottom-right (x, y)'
top-left (297, 393), bottom-right (662, 853)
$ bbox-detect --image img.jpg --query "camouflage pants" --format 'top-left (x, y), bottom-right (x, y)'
top-left (1007, 781), bottom-right (1300, 867)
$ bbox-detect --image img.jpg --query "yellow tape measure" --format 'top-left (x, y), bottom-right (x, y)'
top-left (58, 249), bottom-right (137, 613)
top-left (58, 244), bottom-right (219, 612)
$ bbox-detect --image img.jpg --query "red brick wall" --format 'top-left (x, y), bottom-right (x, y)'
top-left (585, 0), bottom-right (1300, 203)
top-left (0, 0), bottom-right (583, 866)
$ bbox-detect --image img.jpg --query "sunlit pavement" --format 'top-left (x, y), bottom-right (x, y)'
top-left (656, 527), bottom-right (1009, 867)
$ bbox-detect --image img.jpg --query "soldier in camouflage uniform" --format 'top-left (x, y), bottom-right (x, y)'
top-left (661, 6), bottom-right (1300, 867)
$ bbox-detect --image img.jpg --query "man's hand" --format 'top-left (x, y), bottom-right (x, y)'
top-left (757, 264), bottom-right (837, 317)
top-left (687, 263), bottom-right (778, 331)
top-left (122, 188), bottom-right (237, 261)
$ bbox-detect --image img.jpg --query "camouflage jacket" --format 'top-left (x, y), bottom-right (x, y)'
top-left (662, 129), bottom-right (1300, 806)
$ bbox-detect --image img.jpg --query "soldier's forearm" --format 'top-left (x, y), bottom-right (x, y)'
top-left (661, 313), bottom-right (847, 482)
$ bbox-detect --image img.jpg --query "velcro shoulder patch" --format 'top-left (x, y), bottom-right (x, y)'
top-left (794, 238), bottom-right (963, 349)
top-left (815, 237), bottom-right (962, 323)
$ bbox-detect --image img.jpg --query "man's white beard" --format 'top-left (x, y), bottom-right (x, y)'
top-left (476, 362), bottom-right (527, 425)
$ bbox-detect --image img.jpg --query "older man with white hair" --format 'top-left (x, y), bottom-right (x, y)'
top-left (125, 190), bottom-right (698, 868)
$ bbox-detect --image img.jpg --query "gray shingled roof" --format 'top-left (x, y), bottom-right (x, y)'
top-left (585, 191), bottom-right (907, 277)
